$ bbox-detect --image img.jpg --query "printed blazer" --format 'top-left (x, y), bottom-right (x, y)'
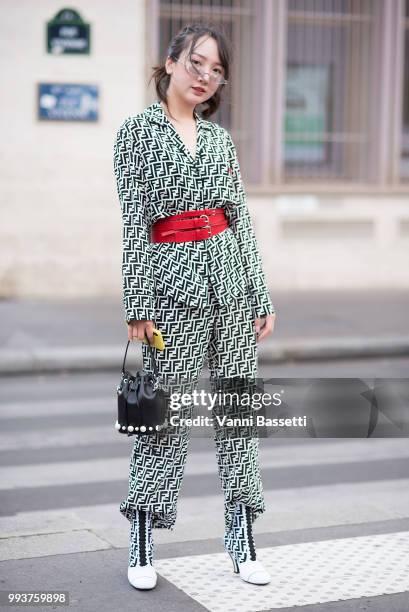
top-left (113, 100), bottom-right (275, 323)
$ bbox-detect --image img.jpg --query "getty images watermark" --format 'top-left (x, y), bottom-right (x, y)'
top-left (152, 377), bottom-right (409, 438)
top-left (167, 388), bottom-right (306, 429)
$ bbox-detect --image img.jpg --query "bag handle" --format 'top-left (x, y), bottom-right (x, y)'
top-left (121, 330), bottom-right (159, 379)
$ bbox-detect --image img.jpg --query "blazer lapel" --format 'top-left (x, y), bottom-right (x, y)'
top-left (145, 100), bottom-right (210, 165)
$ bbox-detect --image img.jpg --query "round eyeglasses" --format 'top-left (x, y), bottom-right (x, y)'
top-left (173, 57), bottom-right (228, 86)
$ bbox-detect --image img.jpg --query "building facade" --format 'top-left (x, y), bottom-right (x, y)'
top-left (1, 0), bottom-right (408, 300)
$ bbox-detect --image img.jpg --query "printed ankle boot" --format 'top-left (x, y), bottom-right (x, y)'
top-left (128, 508), bottom-right (157, 590)
top-left (223, 502), bottom-right (270, 585)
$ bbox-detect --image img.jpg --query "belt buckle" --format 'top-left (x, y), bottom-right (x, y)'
top-left (199, 213), bottom-right (212, 236)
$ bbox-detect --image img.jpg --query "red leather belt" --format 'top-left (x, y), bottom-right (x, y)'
top-left (150, 207), bottom-right (228, 243)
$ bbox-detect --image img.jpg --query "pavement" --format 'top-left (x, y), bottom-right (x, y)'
top-left (1, 290), bottom-right (409, 611)
top-left (1, 377), bottom-right (409, 612)
top-left (1, 289), bottom-right (409, 375)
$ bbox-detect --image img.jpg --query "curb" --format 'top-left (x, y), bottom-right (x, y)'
top-left (1, 335), bottom-right (409, 375)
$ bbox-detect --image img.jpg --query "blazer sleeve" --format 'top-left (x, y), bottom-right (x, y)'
top-left (225, 131), bottom-right (275, 318)
top-left (113, 117), bottom-right (155, 323)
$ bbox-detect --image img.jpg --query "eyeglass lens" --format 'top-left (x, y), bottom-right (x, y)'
top-left (186, 60), bottom-right (225, 84)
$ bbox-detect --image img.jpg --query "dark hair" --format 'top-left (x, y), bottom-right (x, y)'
top-left (149, 23), bottom-right (231, 120)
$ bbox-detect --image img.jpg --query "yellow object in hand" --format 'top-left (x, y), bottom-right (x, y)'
top-left (142, 327), bottom-right (166, 351)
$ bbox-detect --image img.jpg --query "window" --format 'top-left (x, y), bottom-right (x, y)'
top-left (155, 0), bottom-right (257, 181)
top-left (153, 0), bottom-right (408, 189)
top-left (400, 0), bottom-right (409, 181)
top-left (285, 0), bottom-right (376, 182)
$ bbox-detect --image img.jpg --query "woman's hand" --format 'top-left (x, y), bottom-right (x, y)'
top-left (127, 319), bottom-right (155, 343)
top-left (254, 313), bottom-right (276, 342)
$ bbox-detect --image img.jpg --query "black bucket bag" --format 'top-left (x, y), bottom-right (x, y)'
top-left (115, 331), bottom-right (168, 436)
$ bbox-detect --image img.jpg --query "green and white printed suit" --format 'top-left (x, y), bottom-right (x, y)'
top-left (114, 100), bottom-right (275, 535)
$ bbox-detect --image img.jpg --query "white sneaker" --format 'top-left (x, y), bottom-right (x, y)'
top-left (227, 550), bottom-right (271, 585)
top-left (128, 564), bottom-right (157, 590)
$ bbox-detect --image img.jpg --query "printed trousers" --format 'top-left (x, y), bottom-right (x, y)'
top-left (119, 281), bottom-right (266, 535)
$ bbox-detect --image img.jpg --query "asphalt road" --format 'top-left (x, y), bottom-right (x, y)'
top-left (1, 358), bottom-right (408, 611)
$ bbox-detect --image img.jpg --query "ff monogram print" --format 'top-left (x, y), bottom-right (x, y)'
top-left (113, 100), bottom-right (275, 323)
top-left (113, 100), bottom-right (274, 536)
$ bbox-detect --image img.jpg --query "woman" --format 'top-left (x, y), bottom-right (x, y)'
top-left (114, 22), bottom-right (276, 591)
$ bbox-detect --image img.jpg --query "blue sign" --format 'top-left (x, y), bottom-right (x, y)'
top-left (38, 83), bottom-right (98, 121)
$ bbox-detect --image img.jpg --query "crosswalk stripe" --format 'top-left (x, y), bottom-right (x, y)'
top-left (1, 439), bottom-right (408, 489)
top-left (0, 426), bottom-right (119, 450)
top-left (1, 479), bottom-right (409, 560)
top-left (0, 398), bottom-right (112, 419)
top-left (0, 423), bottom-right (408, 456)
top-left (0, 530), bottom-right (110, 562)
